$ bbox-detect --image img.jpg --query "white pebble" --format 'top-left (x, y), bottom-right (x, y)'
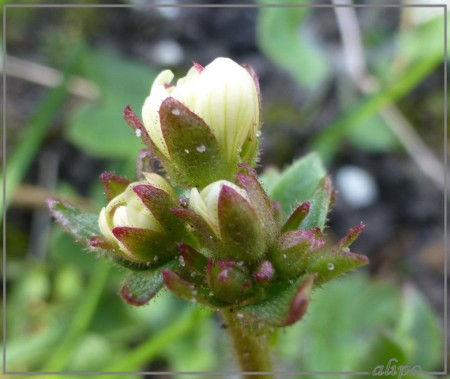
top-left (335, 165), bottom-right (378, 208)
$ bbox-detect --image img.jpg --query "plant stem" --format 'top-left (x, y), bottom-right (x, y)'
top-left (222, 309), bottom-right (274, 379)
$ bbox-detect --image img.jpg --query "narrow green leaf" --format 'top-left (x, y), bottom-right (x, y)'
top-left (1, 43), bottom-right (85, 214)
top-left (300, 176), bottom-right (332, 230)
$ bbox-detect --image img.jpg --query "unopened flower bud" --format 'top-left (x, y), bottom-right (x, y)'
top-left (207, 259), bottom-right (252, 303)
top-left (141, 57), bottom-right (261, 187)
top-left (98, 173), bottom-right (177, 262)
top-left (188, 180), bottom-right (266, 262)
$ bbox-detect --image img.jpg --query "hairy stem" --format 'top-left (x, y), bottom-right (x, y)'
top-left (222, 309), bottom-right (274, 379)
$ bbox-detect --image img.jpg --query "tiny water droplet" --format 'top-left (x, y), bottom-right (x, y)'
top-left (179, 256), bottom-right (185, 266)
top-left (209, 291), bottom-right (214, 296)
top-left (171, 108), bottom-right (180, 116)
top-left (328, 263), bottom-right (335, 271)
top-left (146, 261), bottom-right (151, 266)
top-left (135, 128), bottom-right (142, 137)
top-left (283, 254), bottom-right (287, 259)
top-left (190, 272), bottom-right (196, 278)
top-left (153, 256), bottom-right (159, 262)
top-left (236, 313), bottom-right (244, 319)
top-left (192, 290), bottom-right (198, 295)
top-left (237, 147), bottom-right (242, 153)
top-left (288, 279), bottom-right (293, 284)
top-left (184, 149), bottom-right (190, 154)
top-left (196, 145), bottom-right (206, 153)
top-left (343, 247), bottom-right (350, 253)
top-left (256, 130), bottom-right (262, 138)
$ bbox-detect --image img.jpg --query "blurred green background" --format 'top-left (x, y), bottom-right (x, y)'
top-left (2, 1), bottom-right (447, 378)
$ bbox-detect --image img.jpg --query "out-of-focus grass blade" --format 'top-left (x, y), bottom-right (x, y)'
top-left (313, 16), bottom-right (446, 162)
top-left (39, 262), bottom-right (110, 371)
top-left (1, 43), bottom-right (86, 215)
top-left (313, 50), bottom-right (443, 162)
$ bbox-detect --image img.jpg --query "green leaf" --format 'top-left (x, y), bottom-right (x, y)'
top-left (256, 0), bottom-right (329, 90)
top-left (395, 284), bottom-right (443, 370)
top-left (355, 329), bottom-right (407, 374)
top-left (47, 198), bottom-right (100, 245)
top-left (67, 48), bottom-right (156, 158)
top-left (270, 152), bottom-right (326, 219)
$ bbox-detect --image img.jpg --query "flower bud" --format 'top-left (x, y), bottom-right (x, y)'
top-left (141, 57), bottom-right (261, 187)
top-left (207, 259), bottom-right (253, 303)
top-left (98, 173), bottom-right (178, 263)
top-left (188, 180), bottom-right (266, 262)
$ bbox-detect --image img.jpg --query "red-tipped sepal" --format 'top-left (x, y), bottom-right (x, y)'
top-left (133, 184), bottom-right (183, 232)
top-left (271, 229), bottom-right (325, 279)
top-left (282, 201), bottom-right (310, 232)
top-left (240, 274), bottom-right (315, 327)
top-left (100, 172), bottom-right (131, 202)
top-left (112, 227), bottom-right (175, 265)
top-left (124, 105), bottom-right (154, 149)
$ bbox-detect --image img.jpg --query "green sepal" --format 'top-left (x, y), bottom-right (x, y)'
top-left (100, 172), bottom-right (131, 202)
top-left (178, 243), bottom-right (208, 274)
top-left (171, 208), bottom-right (221, 254)
top-left (162, 269), bottom-right (226, 307)
top-left (300, 176), bottom-right (333, 230)
top-left (281, 201), bottom-right (310, 232)
top-left (237, 164), bottom-right (278, 245)
top-left (112, 227), bottom-right (175, 264)
top-left (159, 97), bottom-right (231, 188)
top-left (271, 229), bottom-right (324, 279)
top-left (240, 274), bottom-right (314, 327)
top-left (218, 185), bottom-right (266, 262)
top-left (133, 184), bottom-right (184, 233)
top-left (307, 251), bottom-right (369, 286)
top-left (119, 260), bottom-right (176, 306)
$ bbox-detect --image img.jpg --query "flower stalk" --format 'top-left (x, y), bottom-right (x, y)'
top-left (222, 309), bottom-right (273, 379)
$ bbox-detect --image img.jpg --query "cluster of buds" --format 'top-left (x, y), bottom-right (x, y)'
top-left (49, 58), bottom-right (368, 327)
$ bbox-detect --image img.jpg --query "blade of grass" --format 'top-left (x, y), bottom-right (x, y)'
top-left (1, 42), bottom-right (86, 215)
top-left (312, 50), bottom-right (443, 162)
top-left (39, 262), bottom-right (110, 372)
top-left (47, 306), bottom-right (210, 378)
top-left (101, 307), bottom-right (210, 374)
